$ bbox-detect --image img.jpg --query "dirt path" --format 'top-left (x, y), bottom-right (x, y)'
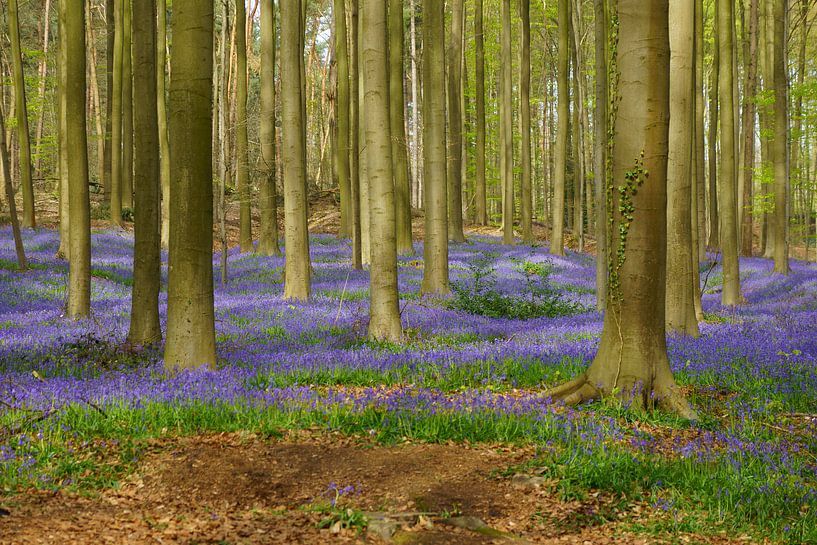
top-left (0, 432), bottom-right (761, 545)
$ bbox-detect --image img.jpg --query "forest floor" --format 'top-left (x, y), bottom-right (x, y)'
top-left (0, 203), bottom-right (815, 544)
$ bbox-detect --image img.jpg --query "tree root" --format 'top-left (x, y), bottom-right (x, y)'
top-left (542, 373), bottom-right (600, 405)
top-left (654, 386), bottom-right (699, 422)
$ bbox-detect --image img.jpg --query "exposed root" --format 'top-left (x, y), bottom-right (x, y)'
top-left (542, 373), bottom-right (587, 401)
top-left (655, 386), bottom-right (699, 422)
top-left (562, 383), bottom-right (600, 406)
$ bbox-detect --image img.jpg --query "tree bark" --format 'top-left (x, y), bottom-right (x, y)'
top-left (282, 0), bottom-right (312, 300)
top-left (259, 0), bottom-right (282, 256)
top-left (500, 0), bottom-right (514, 245)
top-left (740, 0), bottom-right (758, 257)
top-left (707, 0), bottom-right (719, 249)
top-left (128, 0), bottom-right (162, 345)
top-left (110, 0), bottom-right (124, 227)
top-left (122, 0), bottom-right (134, 211)
top-left (593, 0), bottom-right (607, 311)
top-left (349, 0), bottom-right (363, 270)
top-left (550, 0), bottom-right (569, 256)
top-left (8, 0), bottom-right (36, 228)
top-left (391, 0), bottom-right (414, 254)
top-left (665, 0), bottom-right (699, 337)
top-left (335, 0), bottom-right (352, 240)
top-left (420, 0), bottom-right (449, 294)
top-left (474, 0), bottom-right (487, 225)
top-left (771, 0), bottom-right (788, 273)
top-left (447, 0), bottom-right (466, 243)
top-left (546, 0), bottom-right (697, 421)
top-left (519, 0), bottom-right (532, 242)
top-left (164, 0), bottom-right (217, 370)
top-left (363, 0), bottom-right (402, 341)
top-left (158, 0), bottom-right (171, 248)
top-left (65, 0), bottom-right (91, 318)
top-left (236, 0), bottom-right (253, 252)
top-left (0, 104), bottom-right (27, 271)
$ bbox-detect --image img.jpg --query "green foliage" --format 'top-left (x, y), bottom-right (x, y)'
top-left (608, 151), bottom-right (647, 299)
top-left (448, 253), bottom-right (583, 320)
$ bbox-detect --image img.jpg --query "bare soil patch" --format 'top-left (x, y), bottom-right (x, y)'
top-left (0, 431), bottom-right (762, 545)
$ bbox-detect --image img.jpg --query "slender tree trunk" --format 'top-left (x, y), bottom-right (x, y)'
top-left (391, 0), bottom-right (414, 254)
top-left (65, 0), bottom-right (91, 318)
top-left (0, 105), bottom-right (27, 271)
top-left (771, 0), bottom-right (788, 273)
top-left (447, 0), bottom-right (466, 243)
top-left (718, 0), bottom-right (743, 305)
top-left (57, 0), bottom-right (69, 259)
top-left (474, 0), bottom-right (487, 225)
top-left (500, 0), bottom-right (514, 245)
top-left (761, 0), bottom-right (774, 258)
top-left (593, 0), bottom-right (607, 310)
top-left (128, 0), bottom-right (162, 345)
top-left (740, 0), bottom-right (758, 257)
top-left (34, 0), bottom-right (53, 179)
top-left (349, 0), bottom-right (363, 270)
top-left (666, 0), bottom-right (699, 336)
top-left (520, 0), bottom-right (532, 242)
top-left (259, 0), bottom-right (282, 256)
top-left (420, 0), bottom-right (450, 294)
top-left (409, 0), bottom-right (421, 210)
top-left (122, 0), bottom-right (134, 211)
top-left (235, 0), bottom-right (253, 252)
top-left (570, 2), bottom-right (586, 252)
top-left (546, 0), bottom-right (696, 421)
top-left (8, 0), bottom-right (36, 228)
top-left (357, 13), bottom-right (370, 265)
top-left (87, 9), bottom-right (106, 187)
top-left (164, 0), bottom-right (216, 370)
top-left (102, 0), bottom-right (113, 198)
top-left (707, 1), bottom-right (720, 249)
top-left (110, 0), bottom-right (124, 226)
top-left (282, 0), bottom-right (311, 300)
top-left (363, 0), bottom-right (402, 341)
top-left (158, 0), bottom-right (171, 248)
top-left (550, 0), bottom-right (569, 256)
top-left (335, 0), bottom-right (352, 240)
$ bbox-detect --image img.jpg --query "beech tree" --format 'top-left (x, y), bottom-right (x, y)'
top-left (546, 0), bottom-right (697, 421)
top-left (391, 0), bottom-right (414, 254)
top-left (474, 0), bottom-right (488, 226)
top-left (500, 0), bottom-right (514, 245)
top-left (420, 0), bottom-right (450, 295)
top-left (447, 0), bottom-right (466, 243)
top-left (771, 0), bottom-right (789, 274)
top-left (259, 0), bottom-right (282, 257)
top-left (335, 0), bottom-right (352, 241)
top-left (0, 104), bottom-right (27, 271)
top-left (236, 0), bottom-right (253, 253)
top-left (519, 0), bottom-right (533, 243)
top-left (550, 0), bottom-right (569, 256)
top-left (165, 0), bottom-right (216, 370)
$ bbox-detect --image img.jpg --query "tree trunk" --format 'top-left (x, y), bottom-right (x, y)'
top-left (707, 1), bottom-right (719, 249)
top-left (0, 104), bottom-right (27, 271)
top-left (363, 0), bottom-right (402, 341)
top-left (158, 0), bottom-right (171, 248)
top-left (282, 0), bottom-right (312, 300)
top-left (474, 0), bottom-right (487, 225)
top-left (550, 0), bottom-right (569, 256)
top-left (235, 0), bottom-right (253, 252)
top-left (546, 0), bottom-right (697, 422)
top-left (500, 0), bottom-right (514, 245)
top-left (665, 0), bottom-right (699, 337)
top-left (122, 0), bottom-right (134, 211)
top-left (258, 0), bottom-right (282, 256)
top-left (739, 0), bottom-right (758, 257)
top-left (102, 0), bottom-right (113, 198)
top-left (519, 0), bottom-right (532, 242)
top-left (57, 0), bottom-right (69, 259)
top-left (694, 0), bottom-right (707, 262)
top-left (391, 0), bottom-right (414, 254)
top-left (349, 0), bottom-right (363, 270)
top-left (420, 0), bottom-right (449, 294)
top-left (593, 0), bottom-right (607, 311)
top-left (335, 0), bottom-right (352, 240)
top-left (8, 0), bottom-right (36, 228)
top-left (771, 0), bottom-right (788, 273)
top-left (447, 0), bottom-right (466, 243)
top-left (34, 0), bottom-right (53, 179)
top-left (110, 0), bottom-right (124, 226)
top-left (717, 0), bottom-right (743, 305)
top-left (164, 0), bottom-right (216, 370)
top-left (65, 0), bottom-right (91, 318)
top-left (128, 0), bottom-right (162, 345)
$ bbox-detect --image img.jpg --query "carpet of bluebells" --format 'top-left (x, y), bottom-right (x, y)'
top-left (0, 227), bottom-right (816, 542)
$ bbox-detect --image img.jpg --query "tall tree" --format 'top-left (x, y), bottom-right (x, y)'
top-left (420, 0), bottom-right (450, 294)
top-left (0, 104), bottom-right (27, 271)
top-left (236, 0), bottom-right (253, 253)
top-left (103, 0), bottom-right (114, 198)
top-left (740, 0), bottom-right (759, 257)
top-left (500, 0), bottom-right (514, 245)
top-left (282, 0), bottom-right (312, 300)
top-left (349, 0), bottom-right (363, 270)
top-left (474, 0), bottom-right (487, 225)
top-left (546, 0), bottom-right (696, 421)
top-left (519, 0), bottom-right (533, 242)
top-left (718, 0), bottom-right (743, 305)
top-left (65, 0), bottom-right (92, 318)
top-left (335, 0), bottom-right (352, 240)
top-left (259, 0), bottom-right (282, 256)
top-left (390, 0), bottom-right (414, 254)
top-left (56, 0), bottom-right (69, 259)
top-left (8, 0), bottom-right (36, 228)
top-left (128, 0), bottom-right (162, 345)
top-left (666, 0), bottom-right (699, 337)
top-left (122, 0), bottom-right (134, 210)
top-left (164, 0), bottom-right (216, 370)
top-left (707, 1), bottom-right (719, 249)
top-left (447, 0), bottom-right (466, 243)
top-left (110, 0), bottom-right (125, 227)
top-left (550, 0), bottom-right (569, 256)
top-left (771, 0), bottom-right (788, 273)
top-left (363, 0), bottom-right (402, 341)
top-left (593, 0), bottom-right (608, 310)
top-left (158, 0), bottom-right (171, 248)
